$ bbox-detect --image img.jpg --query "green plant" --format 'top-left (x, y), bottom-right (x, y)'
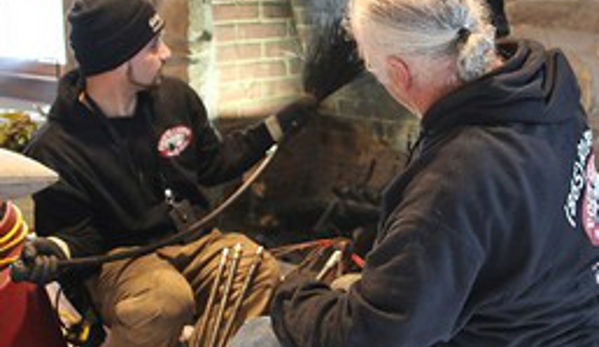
top-left (0, 111), bottom-right (39, 152)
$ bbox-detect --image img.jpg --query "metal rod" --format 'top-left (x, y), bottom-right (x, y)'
top-left (216, 246), bottom-right (264, 347)
top-left (40, 146), bottom-right (278, 270)
top-left (312, 199), bottom-right (338, 232)
top-left (208, 243), bottom-right (242, 347)
top-left (316, 249), bottom-right (342, 281)
top-left (190, 247), bottom-right (230, 347)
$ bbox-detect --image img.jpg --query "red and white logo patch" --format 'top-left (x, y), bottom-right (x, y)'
top-left (158, 126), bottom-right (192, 158)
top-left (582, 154), bottom-right (599, 246)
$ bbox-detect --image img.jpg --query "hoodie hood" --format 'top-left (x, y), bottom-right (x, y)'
top-left (48, 69), bottom-right (154, 126)
top-left (48, 69), bottom-right (90, 124)
top-left (422, 40), bottom-right (582, 133)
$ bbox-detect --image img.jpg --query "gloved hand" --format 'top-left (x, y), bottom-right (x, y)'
top-left (330, 273), bottom-right (361, 292)
top-left (265, 95), bottom-right (318, 142)
top-left (11, 237), bottom-right (67, 285)
top-left (283, 245), bottom-right (344, 284)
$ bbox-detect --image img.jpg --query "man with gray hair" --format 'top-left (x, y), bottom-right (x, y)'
top-left (231, 0), bottom-right (599, 346)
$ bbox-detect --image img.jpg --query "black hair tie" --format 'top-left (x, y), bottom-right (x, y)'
top-left (457, 27), bottom-right (471, 44)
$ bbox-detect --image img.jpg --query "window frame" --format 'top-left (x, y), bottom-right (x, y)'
top-left (0, 0), bottom-right (72, 104)
top-left (0, 57), bottom-right (63, 104)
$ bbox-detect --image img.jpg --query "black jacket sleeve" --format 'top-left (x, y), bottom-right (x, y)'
top-left (26, 140), bottom-right (105, 258)
top-left (271, 273), bottom-right (355, 347)
top-left (32, 179), bottom-right (104, 258)
top-left (194, 117), bottom-right (275, 185)
top-left (175, 83), bottom-right (275, 186)
top-left (271, 214), bottom-right (485, 347)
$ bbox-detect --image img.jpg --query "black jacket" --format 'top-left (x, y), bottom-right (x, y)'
top-left (272, 40), bottom-right (599, 347)
top-left (26, 71), bottom-right (275, 259)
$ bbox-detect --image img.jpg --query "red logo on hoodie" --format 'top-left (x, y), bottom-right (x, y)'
top-left (582, 153), bottom-right (599, 246)
top-left (158, 126), bottom-right (192, 157)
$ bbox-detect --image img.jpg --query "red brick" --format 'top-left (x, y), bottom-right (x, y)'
top-left (214, 4), bottom-right (260, 22)
top-left (240, 61), bottom-right (288, 79)
top-left (287, 57), bottom-right (303, 75)
top-left (264, 40), bottom-right (300, 58)
top-left (262, 79), bottom-right (302, 98)
top-left (164, 64), bottom-right (189, 83)
top-left (296, 26), bottom-right (311, 45)
top-left (214, 25), bottom-right (237, 42)
top-left (218, 61), bottom-right (287, 82)
top-left (217, 43), bottom-right (262, 62)
top-left (219, 82), bottom-right (263, 101)
top-left (237, 22), bottom-right (288, 40)
top-left (293, 8), bottom-right (309, 26)
top-left (239, 97), bottom-right (295, 117)
top-left (262, 3), bottom-right (292, 19)
top-left (216, 103), bottom-right (240, 118)
top-left (160, 1), bottom-right (189, 38)
top-left (218, 64), bottom-right (239, 82)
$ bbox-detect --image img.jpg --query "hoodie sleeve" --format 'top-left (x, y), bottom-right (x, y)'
top-left (194, 114), bottom-right (275, 185)
top-left (31, 178), bottom-right (104, 258)
top-left (271, 214), bottom-right (485, 347)
top-left (25, 141), bottom-right (104, 258)
top-left (174, 82), bottom-right (275, 186)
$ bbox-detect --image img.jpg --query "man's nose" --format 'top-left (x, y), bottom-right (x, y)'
top-left (160, 42), bottom-right (172, 61)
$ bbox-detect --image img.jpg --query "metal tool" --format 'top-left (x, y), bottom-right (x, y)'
top-left (316, 249), bottom-right (342, 281)
top-left (189, 247), bottom-right (230, 347)
top-left (207, 243), bottom-right (242, 347)
top-left (216, 246), bottom-right (264, 347)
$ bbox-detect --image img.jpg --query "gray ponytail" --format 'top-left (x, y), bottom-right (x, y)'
top-left (348, 0), bottom-right (497, 84)
top-left (455, 0), bottom-right (497, 82)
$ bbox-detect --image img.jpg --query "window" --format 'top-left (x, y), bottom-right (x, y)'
top-left (0, 0), bottom-right (66, 103)
top-left (0, 0), bottom-right (66, 64)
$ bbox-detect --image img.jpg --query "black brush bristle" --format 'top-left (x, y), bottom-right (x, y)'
top-left (303, 18), bottom-right (365, 102)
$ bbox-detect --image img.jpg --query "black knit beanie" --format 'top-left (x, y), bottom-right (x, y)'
top-left (69, 0), bottom-right (165, 76)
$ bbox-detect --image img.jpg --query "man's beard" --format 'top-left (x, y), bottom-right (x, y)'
top-left (126, 64), bottom-right (163, 90)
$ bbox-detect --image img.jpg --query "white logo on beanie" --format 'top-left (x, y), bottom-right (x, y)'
top-left (149, 13), bottom-right (164, 33)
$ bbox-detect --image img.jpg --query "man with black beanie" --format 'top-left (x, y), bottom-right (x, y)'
top-left (16, 0), bottom-right (316, 346)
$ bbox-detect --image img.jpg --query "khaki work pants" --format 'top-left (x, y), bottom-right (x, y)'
top-left (86, 229), bottom-right (280, 347)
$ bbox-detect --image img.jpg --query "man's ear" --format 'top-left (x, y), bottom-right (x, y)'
top-left (386, 55), bottom-right (412, 91)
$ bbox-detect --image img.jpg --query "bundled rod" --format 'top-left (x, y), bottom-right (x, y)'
top-left (207, 243), bottom-right (243, 347)
top-left (216, 246), bottom-right (264, 347)
top-left (190, 247), bottom-right (230, 347)
top-left (316, 249), bottom-right (343, 281)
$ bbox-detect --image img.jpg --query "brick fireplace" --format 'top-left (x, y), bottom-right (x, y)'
top-left (149, 0), bottom-right (599, 242)
top-left (151, 0), bottom-right (415, 241)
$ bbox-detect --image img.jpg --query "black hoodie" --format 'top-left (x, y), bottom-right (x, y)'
top-left (271, 40), bottom-right (599, 347)
top-left (26, 72), bottom-right (275, 259)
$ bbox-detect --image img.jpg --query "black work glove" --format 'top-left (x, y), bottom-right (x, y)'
top-left (265, 95), bottom-right (318, 142)
top-left (11, 237), bottom-right (67, 285)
